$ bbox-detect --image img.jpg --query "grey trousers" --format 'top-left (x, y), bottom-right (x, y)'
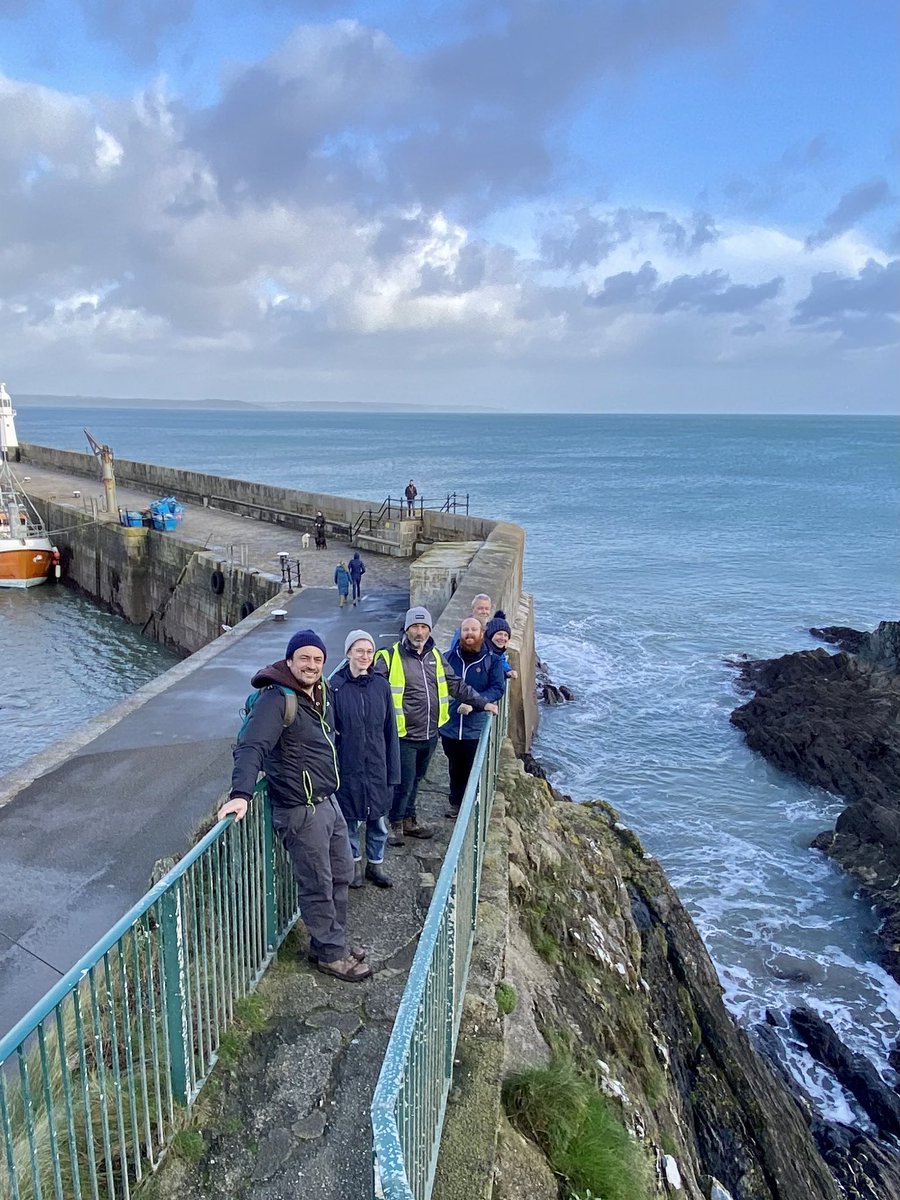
top-left (271, 797), bottom-right (354, 964)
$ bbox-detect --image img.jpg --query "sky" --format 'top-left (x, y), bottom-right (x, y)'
top-left (0, 0), bottom-right (897, 412)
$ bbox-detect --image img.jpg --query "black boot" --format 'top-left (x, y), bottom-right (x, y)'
top-left (350, 860), bottom-right (365, 888)
top-left (365, 862), bottom-right (394, 888)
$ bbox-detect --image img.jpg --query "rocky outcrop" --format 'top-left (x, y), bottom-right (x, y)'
top-left (789, 1006), bottom-right (900, 1139)
top-left (729, 624), bottom-right (900, 984)
top-left (495, 751), bottom-right (844, 1200)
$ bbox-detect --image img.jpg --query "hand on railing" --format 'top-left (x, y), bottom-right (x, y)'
top-left (217, 796), bottom-right (249, 822)
top-left (483, 702), bottom-right (499, 716)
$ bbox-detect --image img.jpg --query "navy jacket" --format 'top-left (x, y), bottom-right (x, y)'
top-left (330, 663), bottom-right (400, 822)
top-left (440, 643), bottom-right (506, 740)
top-left (231, 661), bottom-right (339, 807)
top-left (348, 554), bottom-right (366, 582)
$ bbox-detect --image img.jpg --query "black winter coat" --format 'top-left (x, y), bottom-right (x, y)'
top-left (230, 661), bottom-right (339, 807)
top-left (330, 664), bottom-right (401, 822)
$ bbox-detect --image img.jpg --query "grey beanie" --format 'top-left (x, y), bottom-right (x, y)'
top-left (404, 605), bottom-right (433, 630)
top-left (344, 629), bottom-right (375, 655)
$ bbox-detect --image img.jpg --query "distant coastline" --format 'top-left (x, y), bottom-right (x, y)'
top-left (16, 394), bottom-right (503, 413)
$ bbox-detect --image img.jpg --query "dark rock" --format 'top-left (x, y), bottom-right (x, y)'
top-left (521, 752), bottom-right (548, 780)
top-left (730, 624), bottom-right (900, 985)
top-left (558, 686), bottom-right (574, 701)
top-left (764, 1008), bottom-right (787, 1028)
top-left (810, 1118), bottom-right (900, 1200)
top-left (810, 626), bottom-right (868, 654)
top-left (790, 1005), bottom-right (900, 1138)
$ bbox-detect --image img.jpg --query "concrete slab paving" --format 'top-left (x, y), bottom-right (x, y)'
top-left (0, 585), bottom-right (408, 1038)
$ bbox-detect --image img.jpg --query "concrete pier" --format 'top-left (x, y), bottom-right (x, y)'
top-left (0, 586), bottom-right (407, 1037)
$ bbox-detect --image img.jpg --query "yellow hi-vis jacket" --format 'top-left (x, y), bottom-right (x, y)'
top-left (375, 642), bottom-right (450, 738)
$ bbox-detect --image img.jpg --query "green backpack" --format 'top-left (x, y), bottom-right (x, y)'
top-left (236, 685), bottom-right (298, 743)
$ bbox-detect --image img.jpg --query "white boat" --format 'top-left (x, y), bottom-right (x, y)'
top-left (0, 382), bottom-right (59, 588)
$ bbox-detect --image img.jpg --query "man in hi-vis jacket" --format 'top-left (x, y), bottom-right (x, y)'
top-left (375, 606), bottom-right (498, 845)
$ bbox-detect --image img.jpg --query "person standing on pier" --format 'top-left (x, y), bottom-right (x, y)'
top-left (440, 618), bottom-right (506, 819)
top-left (348, 552), bottom-right (366, 606)
top-left (330, 630), bottom-right (399, 888)
top-left (404, 479), bottom-right (417, 517)
top-left (219, 630), bottom-right (370, 983)
top-left (314, 510), bottom-right (327, 549)
top-left (449, 593), bottom-right (493, 651)
top-left (375, 606), bottom-right (498, 845)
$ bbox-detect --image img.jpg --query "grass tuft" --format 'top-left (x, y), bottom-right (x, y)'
top-left (171, 1130), bottom-right (206, 1162)
top-left (495, 980), bottom-right (517, 1017)
top-left (503, 1056), bottom-right (650, 1200)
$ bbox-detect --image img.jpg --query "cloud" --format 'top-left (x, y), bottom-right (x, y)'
top-left (806, 178), bottom-right (895, 249)
top-left (191, 1), bottom-right (741, 216)
top-left (791, 258), bottom-right (899, 346)
top-left (655, 270), bottom-right (782, 314)
top-left (732, 320), bottom-right (765, 337)
top-left (660, 210), bottom-right (719, 254)
top-left (587, 262), bottom-right (659, 307)
top-left (80, 0), bottom-right (193, 65)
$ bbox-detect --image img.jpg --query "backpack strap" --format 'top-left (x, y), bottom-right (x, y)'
top-left (277, 685), bottom-right (298, 728)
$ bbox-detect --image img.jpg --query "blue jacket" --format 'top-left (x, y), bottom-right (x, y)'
top-left (330, 664), bottom-right (400, 822)
top-left (440, 643), bottom-right (505, 740)
top-left (334, 565), bottom-right (351, 593)
top-left (348, 554), bottom-right (366, 582)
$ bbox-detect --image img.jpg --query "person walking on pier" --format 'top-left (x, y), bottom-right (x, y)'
top-left (375, 606), bottom-right (498, 845)
top-left (348, 552), bottom-right (366, 605)
top-left (404, 479), bottom-right (417, 517)
top-left (441, 618), bottom-right (506, 819)
top-left (331, 630), bottom-right (399, 888)
top-left (334, 561), bottom-right (351, 607)
top-left (219, 630), bottom-right (370, 983)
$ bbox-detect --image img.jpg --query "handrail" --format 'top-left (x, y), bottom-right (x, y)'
top-left (0, 778), bottom-right (302, 1200)
top-left (370, 694), bottom-right (506, 1199)
top-left (0, 818), bottom-right (232, 1063)
top-left (351, 492), bottom-right (471, 541)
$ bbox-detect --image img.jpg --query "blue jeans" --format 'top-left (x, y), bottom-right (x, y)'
top-left (351, 578), bottom-right (362, 600)
top-left (346, 816), bottom-right (389, 864)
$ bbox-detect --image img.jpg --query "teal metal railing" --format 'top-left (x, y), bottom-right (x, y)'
top-left (370, 695), bottom-right (507, 1200)
top-left (0, 779), bottom-right (298, 1200)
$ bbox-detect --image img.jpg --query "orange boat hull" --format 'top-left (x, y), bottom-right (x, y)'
top-left (0, 543), bottom-right (53, 588)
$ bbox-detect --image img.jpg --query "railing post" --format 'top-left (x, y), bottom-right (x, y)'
top-left (159, 884), bottom-right (191, 1105)
top-left (262, 804), bottom-right (278, 951)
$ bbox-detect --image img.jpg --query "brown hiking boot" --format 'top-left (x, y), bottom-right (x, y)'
top-left (388, 821), bottom-right (406, 846)
top-left (402, 817), bottom-right (434, 839)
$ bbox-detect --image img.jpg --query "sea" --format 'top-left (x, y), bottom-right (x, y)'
top-left (6, 406), bottom-right (900, 1122)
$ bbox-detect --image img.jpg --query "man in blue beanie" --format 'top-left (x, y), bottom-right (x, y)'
top-left (218, 629), bottom-right (369, 982)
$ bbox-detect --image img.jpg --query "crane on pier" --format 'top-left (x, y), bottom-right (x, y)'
top-left (84, 429), bottom-right (118, 514)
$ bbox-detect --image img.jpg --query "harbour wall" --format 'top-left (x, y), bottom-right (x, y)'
top-left (30, 496), bottom-right (282, 657)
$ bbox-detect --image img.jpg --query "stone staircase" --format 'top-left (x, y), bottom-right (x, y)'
top-left (353, 516), bottom-right (423, 558)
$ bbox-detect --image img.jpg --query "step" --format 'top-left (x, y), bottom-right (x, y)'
top-left (355, 533), bottom-right (415, 558)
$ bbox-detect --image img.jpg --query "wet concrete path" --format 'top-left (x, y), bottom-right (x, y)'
top-left (0, 585), bottom-right (408, 1038)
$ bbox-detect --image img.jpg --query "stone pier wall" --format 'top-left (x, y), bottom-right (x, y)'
top-left (32, 498), bottom-right (280, 657)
